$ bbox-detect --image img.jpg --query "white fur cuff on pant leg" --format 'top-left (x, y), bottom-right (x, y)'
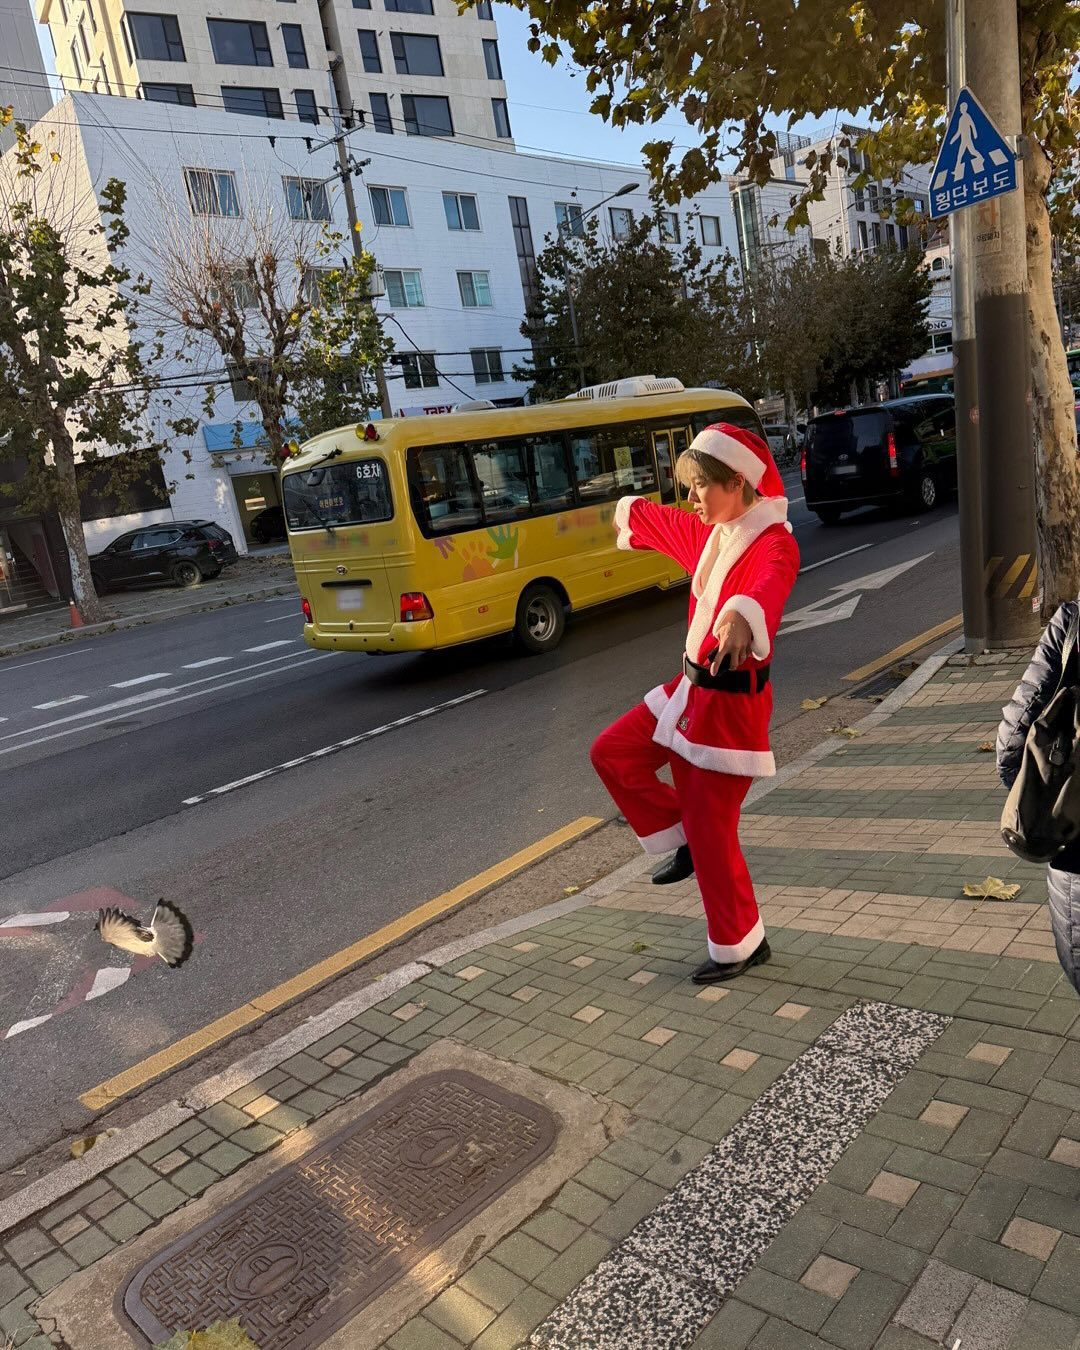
top-left (707, 915), bottom-right (765, 963)
top-left (638, 821), bottom-right (687, 855)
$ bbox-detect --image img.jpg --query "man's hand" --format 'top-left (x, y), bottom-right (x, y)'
top-left (710, 612), bottom-right (754, 674)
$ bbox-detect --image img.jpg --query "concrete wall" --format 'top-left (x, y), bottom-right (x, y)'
top-left (0, 0), bottom-right (53, 145)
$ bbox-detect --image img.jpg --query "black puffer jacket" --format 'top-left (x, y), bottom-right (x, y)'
top-left (997, 599), bottom-right (1080, 872)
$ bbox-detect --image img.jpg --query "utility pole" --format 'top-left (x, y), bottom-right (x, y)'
top-left (946, 0), bottom-right (986, 653)
top-left (966, 0), bottom-right (1040, 646)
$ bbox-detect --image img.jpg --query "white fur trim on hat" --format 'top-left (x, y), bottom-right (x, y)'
top-left (688, 428), bottom-right (765, 487)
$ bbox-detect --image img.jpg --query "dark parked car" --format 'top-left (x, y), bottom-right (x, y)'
top-left (90, 521), bottom-right (237, 593)
top-left (249, 505), bottom-right (286, 545)
top-left (801, 395), bottom-right (957, 525)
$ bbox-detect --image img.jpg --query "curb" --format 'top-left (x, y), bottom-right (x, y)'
top-left (0, 632), bottom-right (965, 1238)
top-left (0, 583), bottom-right (299, 659)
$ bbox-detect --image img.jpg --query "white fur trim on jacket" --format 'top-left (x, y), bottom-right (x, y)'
top-left (716, 594), bottom-right (771, 661)
top-left (614, 495), bottom-right (639, 551)
top-left (638, 821), bottom-right (688, 855)
top-left (647, 676), bottom-right (777, 778)
top-left (689, 428), bottom-right (765, 486)
top-left (643, 682), bottom-right (671, 720)
top-left (685, 496), bottom-right (789, 660)
top-left (708, 915), bottom-right (766, 963)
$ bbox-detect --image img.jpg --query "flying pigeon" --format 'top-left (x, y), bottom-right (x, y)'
top-left (96, 900), bottom-right (194, 968)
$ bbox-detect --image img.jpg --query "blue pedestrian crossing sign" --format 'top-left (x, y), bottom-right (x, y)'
top-left (929, 86), bottom-right (1017, 219)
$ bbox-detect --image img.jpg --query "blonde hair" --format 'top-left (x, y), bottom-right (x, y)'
top-left (675, 448), bottom-right (758, 506)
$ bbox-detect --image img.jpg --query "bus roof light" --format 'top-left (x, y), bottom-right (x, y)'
top-left (363, 423), bottom-right (380, 441)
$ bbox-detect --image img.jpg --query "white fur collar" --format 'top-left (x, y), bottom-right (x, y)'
top-left (687, 497), bottom-right (790, 659)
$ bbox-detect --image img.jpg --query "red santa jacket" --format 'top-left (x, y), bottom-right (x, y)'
top-left (613, 493), bottom-right (800, 778)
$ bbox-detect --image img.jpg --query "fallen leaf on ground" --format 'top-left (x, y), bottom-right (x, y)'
top-left (563, 885), bottom-right (580, 896)
top-left (829, 723), bottom-right (861, 739)
top-left (801, 697), bottom-right (828, 710)
top-left (70, 1128), bottom-right (119, 1159)
top-left (630, 941), bottom-right (649, 953)
top-left (962, 877), bottom-right (1022, 901)
top-left (977, 741), bottom-right (995, 752)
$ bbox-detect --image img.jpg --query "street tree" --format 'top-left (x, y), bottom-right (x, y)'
top-left (0, 112), bottom-right (184, 624)
top-left (518, 213), bottom-right (759, 401)
top-left (496, 0), bottom-right (1080, 606)
top-left (158, 199), bottom-right (391, 467)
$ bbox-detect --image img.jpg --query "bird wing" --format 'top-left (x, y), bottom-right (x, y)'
top-left (97, 908), bottom-right (153, 956)
top-left (149, 900), bottom-right (194, 968)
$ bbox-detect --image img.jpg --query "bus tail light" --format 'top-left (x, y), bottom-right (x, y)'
top-left (887, 431), bottom-right (900, 478)
top-left (400, 592), bottom-right (433, 622)
top-left (301, 597), bottom-right (313, 623)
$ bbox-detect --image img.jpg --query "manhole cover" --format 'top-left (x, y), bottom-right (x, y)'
top-left (121, 1071), bottom-right (557, 1348)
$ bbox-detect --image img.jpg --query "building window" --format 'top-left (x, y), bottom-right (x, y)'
top-left (127, 11), bottom-right (185, 61)
top-left (208, 18), bottom-right (273, 66)
top-left (659, 211), bottom-right (680, 243)
top-left (384, 270), bottom-right (425, 308)
top-left (555, 202), bottom-right (584, 238)
top-left (352, 0), bottom-right (371, 7)
top-left (282, 24), bottom-right (308, 68)
top-left (477, 0), bottom-right (493, 16)
top-left (482, 38), bottom-right (502, 79)
top-left (294, 89), bottom-right (318, 123)
top-left (222, 86), bottom-right (284, 118)
top-left (357, 29), bottom-right (381, 73)
top-left (457, 271), bottom-right (492, 308)
top-left (872, 220), bottom-right (883, 248)
top-left (184, 168), bottom-right (240, 218)
top-left (369, 185), bottom-right (410, 226)
top-left (443, 191), bottom-right (480, 231)
top-left (385, 0), bottom-right (433, 11)
top-left (399, 352), bottom-right (439, 390)
top-left (402, 94), bottom-right (453, 137)
top-left (370, 92), bottom-right (393, 133)
top-left (857, 219), bottom-right (869, 250)
top-left (509, 196), bottom-right (537, 307)
top-left (868, 183), bottom-right (880, 212)
top-left (885, 222), bottom-right (896, 245)
top-left (699, 214), bottom-right (721, 246)
top-left (471, 350), bottom-right (504, 384)
top-left (143, 82), bottom-right (195, 105)
top-left (492, 97), bottom-right (511, 138)
top-left (853, 186), bottom-right (865, 210)
top-left (391, 32), bottom-right (444, 76)
top-left (609, 206), bottom-right (632, 239)
top-left (285, 176), bottom-right (331, 222)
top-left (899, 224), bottom-right (909, 248)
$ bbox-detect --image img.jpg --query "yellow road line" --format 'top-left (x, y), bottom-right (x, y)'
top-left (80, 815), bottom-right (604, 1112)
top-left (841, 614), bottom-right (963, 684)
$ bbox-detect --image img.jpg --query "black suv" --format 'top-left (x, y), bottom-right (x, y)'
top-left (90, 521), bottom-right (238, 593)
top-left (802, 395), bottom-right (957, 524)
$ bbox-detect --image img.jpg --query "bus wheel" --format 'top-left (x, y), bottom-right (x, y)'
top-left (515, 583), bottom-right (565, 654)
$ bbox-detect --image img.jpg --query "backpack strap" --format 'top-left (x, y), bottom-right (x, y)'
top-left (1057, 605), bottom-right (1080, 694)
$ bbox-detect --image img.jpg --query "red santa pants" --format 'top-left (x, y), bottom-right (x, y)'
top-left (591, 701), bottom-right (763, 962)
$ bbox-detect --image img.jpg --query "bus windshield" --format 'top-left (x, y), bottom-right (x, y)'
top-left (283, 459), bottom-right (393, 531)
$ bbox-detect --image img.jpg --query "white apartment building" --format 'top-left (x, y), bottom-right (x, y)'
top-left (36, 0), bottom-right (512, 147)
top-left (0, 0), bottom-right (53, 146)
top-left (6, 92), bottom-right (739, 568)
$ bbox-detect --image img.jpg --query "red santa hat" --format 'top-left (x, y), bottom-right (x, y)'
top-left (689, 422), bottom-right (786, 498)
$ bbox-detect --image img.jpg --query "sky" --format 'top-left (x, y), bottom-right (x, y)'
top-left (30, 0), bottom-right (840, 173)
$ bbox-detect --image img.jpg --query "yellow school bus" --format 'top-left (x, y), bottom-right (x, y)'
top-left (282, 376), bottom-right (766, 655)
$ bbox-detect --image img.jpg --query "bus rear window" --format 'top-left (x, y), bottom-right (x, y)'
top-left (283, 459), bottom-right (393, 531)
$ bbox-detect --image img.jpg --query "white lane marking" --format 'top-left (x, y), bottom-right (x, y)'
top-left (244, 640), bottom-right (296, 652)
top-left (0, 911), bottom-right (70, 929)
top-left (0, 653), bottom-right (333, 758)
top-left (111, 672), bottom-right (171, 689)
top-left (183, 657), bottom-right (231, 669)
top-left (182, 689), bottom-right (487, 806)
top-left (0, 649), bottom-right (89, 675)
top-left (6, 1015), bottom-right (52, 1038)
top-left (265, 612), bottom-right (301, 623)
top-left (799, 544), bottom-right (874, 575)
top-left (788, 495), bottom-right (805, 506)
top-left (4, 688), bottom-right (176, 741)
top-left (86, 966), bottom-right (131, 1001)
top-left (33, 695), bottom-right (89, 710)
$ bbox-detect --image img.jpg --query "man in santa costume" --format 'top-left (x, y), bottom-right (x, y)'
top-left (590, 422), bottom-right (799, 983)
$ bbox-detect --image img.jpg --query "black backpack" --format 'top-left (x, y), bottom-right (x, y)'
top-left (1001, 608), bottom-right (1080, 864)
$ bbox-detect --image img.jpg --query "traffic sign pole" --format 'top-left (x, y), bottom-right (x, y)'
top-left (946, 0), bottom-right (987, 654)
top-left (968, 0), bottom-right (1040, 648)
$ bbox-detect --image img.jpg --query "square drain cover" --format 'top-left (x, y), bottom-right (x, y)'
top-left (121, 1070), bottom-right (557, 1348)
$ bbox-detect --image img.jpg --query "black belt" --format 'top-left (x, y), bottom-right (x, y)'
top-left (683, 655), bottom-right (771, 693)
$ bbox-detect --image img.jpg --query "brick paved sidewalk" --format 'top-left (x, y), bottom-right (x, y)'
top-left (0, 553), bottom-right (298, 656)
top-left (5, 646), bottom-right (1080, 1350)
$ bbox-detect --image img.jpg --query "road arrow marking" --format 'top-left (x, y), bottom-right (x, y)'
top-left (781, 554), bottom-right (933, 635)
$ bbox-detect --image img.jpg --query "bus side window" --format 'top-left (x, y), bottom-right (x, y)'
top-left (572, 423), bottom-right (655, 503)
top-left (411, 446), bottom-right (482, 536)
top-left (473, 440), bottom-right (531, 523)
top-left (528, 435), bottom-right (574, 511)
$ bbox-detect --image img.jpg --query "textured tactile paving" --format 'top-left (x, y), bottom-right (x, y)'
top-left (121, 1070), bottom-right (557, 1348)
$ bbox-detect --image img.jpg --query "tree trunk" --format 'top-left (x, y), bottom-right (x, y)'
top-left (1022, 20), bottom-right (1080, 613)
top-left (51, 429), bottom-right (105, 624)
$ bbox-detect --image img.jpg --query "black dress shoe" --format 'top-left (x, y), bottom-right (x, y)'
top-left (691, 939), bottom-right (771, 984)
top-left (652, 844), bottom-right (694, 886)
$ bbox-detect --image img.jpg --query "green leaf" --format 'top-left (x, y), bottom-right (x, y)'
top-left (155, 1319), bottom-right (259, 1349)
